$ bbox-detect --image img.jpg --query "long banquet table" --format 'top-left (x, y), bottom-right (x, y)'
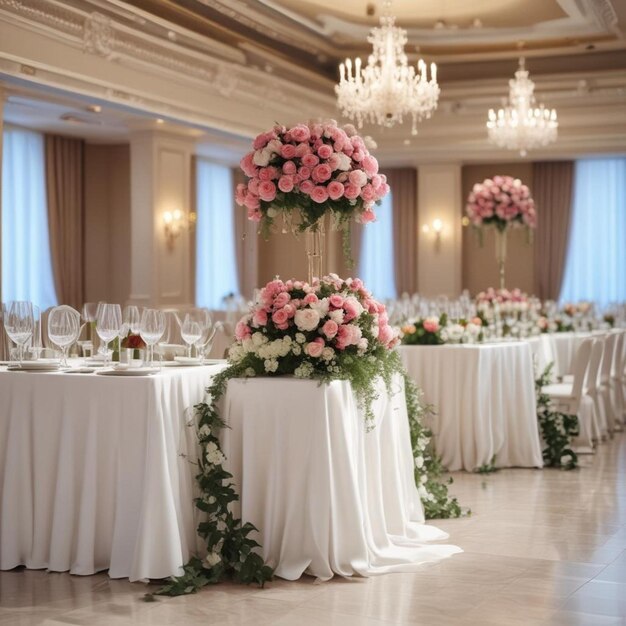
top-left (0, 363), bottom-right (226, 581)
top-left (219, 374), bottom-right (461, 580)
top-left (398, 342), bottom-right (543, 472)
top-left (0, 363), bottom-right (460, 582)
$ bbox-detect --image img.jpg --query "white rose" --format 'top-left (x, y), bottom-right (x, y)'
top-left (329, 309), bottom-right (344, 324)
top-left (266, 207), bottom-right (278, 218)
top-left (205, 551), bottom-right (221, 567)
top-left (294, 308), bottom-right (321, 332)
top-left (295, 333), bottom-right (306, 344)
top-left (252, 149), bottom-right (270, 167)
top-left (198, 424), bottom-right (210, 438)
top-left (321, 347), bottom-right (334, 362)
top-left (252, 332), bottom-right (266, 347)
top-left (266, 138), bottom-right (282, 155)
top-left (414, 456), bottom-right (424, 469)
top-left (310, 298), bottom-right (330, 317)
top-left (336, 152), bottom-right (352, 171)
top-left (417, 485), bottom-right (428, 499)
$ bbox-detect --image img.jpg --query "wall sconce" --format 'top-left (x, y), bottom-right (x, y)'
top-left (422, 218), bottom-right (444, 251)
top-left (163, 209), bottom-right (184, 250)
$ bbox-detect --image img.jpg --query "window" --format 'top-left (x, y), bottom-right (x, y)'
top-left (1, 127), bottom-right (58, 309)
top-left (358, 192), bottom-right (397, 300)
top-left (195, 159), bottom-right (239, 309)
top-left (560, 158), bottom-right (626, 307)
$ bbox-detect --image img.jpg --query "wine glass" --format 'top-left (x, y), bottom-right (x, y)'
top-left (96, 303), bottom-right (122, 367)
top-left (140, 308), bottom-right (166, 367)
top-left (47, 306), bottom-right (80, 366)
top-left (181, 314), bottom-right (202, 358)
top-left (4, 301), bottom-right (34, 363)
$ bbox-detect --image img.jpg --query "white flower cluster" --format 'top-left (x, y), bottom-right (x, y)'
top-left (440, 322), bottom-right (482, 344)
top-left (205, 441), bottom-right (226, 466)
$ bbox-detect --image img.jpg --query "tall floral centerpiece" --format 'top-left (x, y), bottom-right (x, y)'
top-left (465, 175), bottom-right (536, 289)
top-left (235, 120), bottom-right (389, 282)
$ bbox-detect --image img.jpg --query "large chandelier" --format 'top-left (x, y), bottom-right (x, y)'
top-left (335, 1), bottom-right (439, 135)
top-left (487, 58), bottom-right (558, 157)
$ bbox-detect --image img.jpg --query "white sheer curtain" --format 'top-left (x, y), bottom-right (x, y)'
top-left (560, 158), bottom-right (626, 307)
top-left (358, 192), bottom-right (397, 300)
top-left (195, 159), bottom-right (239, 309)
top-left (1, 127), bottom-right (58, 309)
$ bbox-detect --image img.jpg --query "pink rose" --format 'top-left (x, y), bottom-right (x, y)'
top-left (321, 319), bottom-right (339, 339)
top-left (302, 153), bottom-right (319, 168)
top-left (349, 169), bottom-right (368, 187)
top-left (297, 166), bottom-right (311, 180)
top-left (343, 183), bottom-right (360, 199)
top-left (247, 207), bottom-right (261, 222)
top-left (252, 308), bottom-right (268, 326)
top-left (303, 293), bottom-right (318, 305)
top-left (240, 152), bottom-right (257, 177)
top-left (259, 167), bottom-right (277, 181)
top-left (310, 186), bottom-right (329, 203)
top-left (282, 161), bottom-right (297, 175)
top-left (327, 181), bottom-right (344, 200)
top-left (361, 155), bottom-right (379, 176)
top-left (360, 184), bottom-right (376, 203)
top-left (235, 183), bottom-right (246, 206)
top-left (235, 320), bottom-right (251, 340)
top-left (258, 181), bottom-right (277, 202)
top-left (311, 163), bottom-right (332, 183)
top-left (317, 144), bottom-right (333, 159)
top-left (299, 180), bottom-right (315, 194)
top-left (295, 142), bottom-right (310, 157)
top-left (278, 176), bottom-right (295, 193)
top-left (281, 144), bottom-right (296, 159)
top-left (252, 131), bottom-right (275, 150)
top-left (248, 178), bottom-right (260, 194)
top-left (272, 308), bottom-right (289, 326)
top-left (290, 124), bottom-right (311, 143)
top-left (359, 208), bottom-right (376, 223)
top-left (329, 294), bottom-right (344, 308)
top-left (274, 292), bottom-right (290, 308)
top-left (306, 338), bottom-right (325, 358)
top-left (423, 317), bottom-right (439, 333)
top-left (378, 323), bottom-right (394, 346)
top-left (244, 193), bottom-right (260, 210)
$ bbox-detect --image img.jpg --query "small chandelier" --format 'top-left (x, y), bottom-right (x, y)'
top-left (335, 1), bottom-right (439, 135)
top-left (487, 57), bottom-right (558, 157)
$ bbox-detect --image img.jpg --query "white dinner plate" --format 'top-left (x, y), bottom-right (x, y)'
top-left (173, 356), bottom-right (203, 366)
top-left (96, 367), bottom-right (159, 377)
top-left (7, 359), bottom-right (62, 372)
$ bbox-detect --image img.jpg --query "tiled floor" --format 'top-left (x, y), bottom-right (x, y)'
top-left (2, 434), bottom-right (625, 626)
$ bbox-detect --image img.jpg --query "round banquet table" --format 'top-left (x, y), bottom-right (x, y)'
top-left (398, 342), bottom-right (543, 472)
top-left (219, 374), bottom-right (461, 581)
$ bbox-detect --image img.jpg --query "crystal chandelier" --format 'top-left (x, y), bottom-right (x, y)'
top-left (486, 58), bottom-right (558, 157)
top-left (335, 1), bottom-right (439, 135)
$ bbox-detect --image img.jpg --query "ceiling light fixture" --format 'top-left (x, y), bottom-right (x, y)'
top-left (335, 0), bottom-right (440, 135)
top-left (486, 57), bottom-right (558, 157)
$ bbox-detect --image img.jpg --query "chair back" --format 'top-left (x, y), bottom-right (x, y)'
top-left (612, 331), bottom-right (625, 379)
top-left (0, 309), bottom-right (11, 361)
top-left (599, 333), bottom-right (616, 386)
top-left (583, 338), bottom-right (604, 396)
top-left (570, 337), bottom-right (593, 401)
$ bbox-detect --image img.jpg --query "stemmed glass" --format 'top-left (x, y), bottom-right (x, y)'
top-left (140, 309), bottom-right (166, 367)
top-left (181, 314), bottom-right (202, 358)
top-left (96, 303), bottom-right (122, 368)
top-left (124, 306), bottom-right (141, 335)
top-left (4, 301), bottom-right (34, 363)
top-left (47, 306), bottom-right (81, 366)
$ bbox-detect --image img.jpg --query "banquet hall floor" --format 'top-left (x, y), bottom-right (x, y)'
top-left (2, 434), bottom-right (625, 626)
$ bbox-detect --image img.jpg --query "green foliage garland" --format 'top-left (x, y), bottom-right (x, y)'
top-left (535, 364), bottom-right (578, 470)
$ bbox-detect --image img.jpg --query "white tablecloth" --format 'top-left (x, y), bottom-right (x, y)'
top-left (0, 363), bottom-right (226, 581)
top-left (398, 343), bottom-right (543, 472)
top-left (219, 375), bottom-right (461, 581)
top-left (526, 335), bottom-right (555, 376)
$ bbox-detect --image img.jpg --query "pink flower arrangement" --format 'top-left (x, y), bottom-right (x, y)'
top-left (475, 287), bottom-right (528, 305)
top-left (465, 175), bottom-right (536, 230)
top-left (228, 274), bottom-right (399, 379)
top-left (235, 120), bottom-right (390, 232)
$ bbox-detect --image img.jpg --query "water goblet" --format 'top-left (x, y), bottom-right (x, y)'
top-left (181, 314), bottom-right (202, 358)
top-left (48, 305), bottom-right (80, 366)
top-left (4, 301), bottom-right (34, 363)
top-left (96, 303), bottom-right (122, 367)
top-left (140, 309), bottom-right (166, 367)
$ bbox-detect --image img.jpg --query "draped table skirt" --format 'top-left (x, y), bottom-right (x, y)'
top-left (0, 364), bottom-right (227, 581)
top-left (398, 343), bottom-right (543, 472)
top-left (219, 375), bottom-right (461, 581)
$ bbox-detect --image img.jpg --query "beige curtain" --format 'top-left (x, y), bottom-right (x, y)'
top-left (386, 168), bottom-right (418, 294)
top-left (532, 161), bottom-right (574, 300)
top-left (45, 135), bottom-right (84, 309)
top-left (233, 169), bottom-right (258, 298)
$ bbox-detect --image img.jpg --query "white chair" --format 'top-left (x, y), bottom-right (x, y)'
top-left (573, 338), bottom-right (604, 451)
top-left (598, 333), bottom-right (617, 435)
top-left (542, 338), bottom-right (593, 439)
top-left (610, 332), bottom-right (625, 431)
